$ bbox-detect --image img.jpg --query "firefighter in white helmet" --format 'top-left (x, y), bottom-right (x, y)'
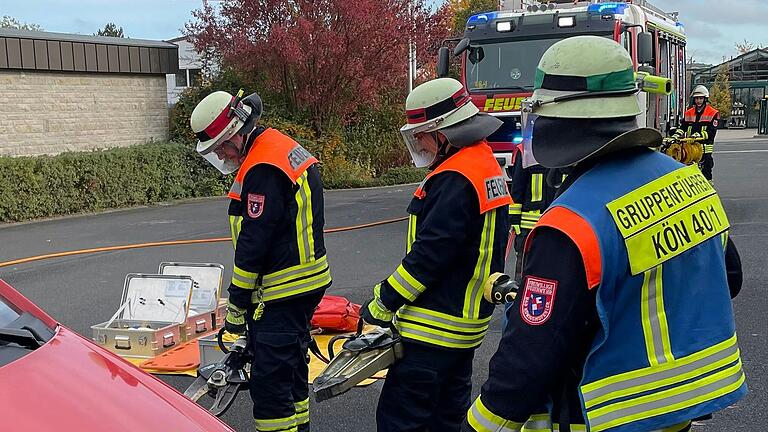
top-left (360, 77), bottom-right (512, 431)
top-left (191, 90), bottom-right (331, 432)
top-left (671, 85), bottom-right (720, 183)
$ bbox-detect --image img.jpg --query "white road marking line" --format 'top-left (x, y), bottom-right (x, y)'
top-left (717, 149), bottom-right (768, 153)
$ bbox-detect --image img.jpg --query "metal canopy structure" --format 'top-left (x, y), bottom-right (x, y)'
top-left (693, 49), bottom-right (768, 83)
top-left (691, 49), bottom-right (768, 128)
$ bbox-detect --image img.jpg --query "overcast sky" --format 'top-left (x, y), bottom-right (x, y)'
top-left (2, 0), bottom-right (767, 65)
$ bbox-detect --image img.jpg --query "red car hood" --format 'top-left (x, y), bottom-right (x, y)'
top-left (0, 326), bottom-right (233, 431)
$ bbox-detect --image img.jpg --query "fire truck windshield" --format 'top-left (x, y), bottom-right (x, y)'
top-left (465, 34), bottom-right (611, 92)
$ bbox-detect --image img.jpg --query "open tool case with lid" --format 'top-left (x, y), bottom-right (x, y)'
top-left (91, 273), bottom-right (193, 358)
top-left (158, 262), bottom-right (226, 341)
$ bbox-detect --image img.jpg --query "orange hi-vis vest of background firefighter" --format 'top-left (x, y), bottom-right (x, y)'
top-left (684, 105), bottom-right (719, 154)
top-left (229, 128), bottom-right (318, 200)
top-left (227, 128), bottom-right (330, 303)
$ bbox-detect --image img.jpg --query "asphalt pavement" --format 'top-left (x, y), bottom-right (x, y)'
top-left (0, 131), bottom-right (766, 431)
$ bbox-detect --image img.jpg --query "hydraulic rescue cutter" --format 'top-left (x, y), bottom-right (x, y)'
top-left (312, 320), bottom-right (403, 402)
top-left (184, 328), bottom-right (251, 416)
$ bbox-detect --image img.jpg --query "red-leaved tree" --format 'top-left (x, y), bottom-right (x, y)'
top-left (186, 0), bottom-right (451, 134)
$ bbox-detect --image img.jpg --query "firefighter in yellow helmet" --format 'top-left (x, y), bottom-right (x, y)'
top-left (360, 77), bottom-right (512, 431)
top-left (191, 90), bottom-right (331, 432)
top-left (464, 36), bottom-right (745, 432)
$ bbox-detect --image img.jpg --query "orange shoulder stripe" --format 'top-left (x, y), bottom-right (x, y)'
top-left (526, 206), bottom-right (602, 289)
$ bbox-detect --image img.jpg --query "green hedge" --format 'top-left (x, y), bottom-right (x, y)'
top-left (0, 143), bottom-right (230, 223)
top-left (0, 143), bottom-right (424, 223)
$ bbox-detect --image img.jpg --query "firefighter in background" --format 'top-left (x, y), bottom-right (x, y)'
top-left (361, 77), bottom-right (511, 432)
top-left (508, 143), bottom-right (565, 282)
top-left (190, 90), bottom-right (331, 432)
top-left (674, 85), bottom-right (720, 183)
top-left (464, 36), bottom-right (745, 432)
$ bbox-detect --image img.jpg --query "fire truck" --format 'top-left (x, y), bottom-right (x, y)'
top-left (437, 0), bottom-right (687, 179)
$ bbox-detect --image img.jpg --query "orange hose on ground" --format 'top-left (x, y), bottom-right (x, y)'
top-left (0, 216), bottom-right (408, 268)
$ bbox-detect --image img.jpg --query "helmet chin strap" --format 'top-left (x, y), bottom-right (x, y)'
top-left (428, 133), bottom-right (455, 170)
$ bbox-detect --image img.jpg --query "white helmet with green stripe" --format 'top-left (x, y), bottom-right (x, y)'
top-left (522, 36), bottom-right (661, 168)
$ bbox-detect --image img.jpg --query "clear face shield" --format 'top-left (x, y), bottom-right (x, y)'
top-left (399, 118), bottom-right (445, 168)
top-left (197, 138), bottom-right (242, 175)
top-left (520, 98), bottom-right (541, 169)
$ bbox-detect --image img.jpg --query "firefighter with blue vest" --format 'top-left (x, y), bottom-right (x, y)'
top-left (190, 90), bottom-right (331, 432)
top-left (360, 77), bottom-right (512, 431)
top-left (464, 36), bottom-right (746, 432)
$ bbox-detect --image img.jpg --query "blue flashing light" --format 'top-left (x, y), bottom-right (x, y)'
top-left (587, 2), bottom-right (629, 15)
top-left (467, 12), bottom-right (497, 26)
top-left (512, 135), bottom-right (523, 144)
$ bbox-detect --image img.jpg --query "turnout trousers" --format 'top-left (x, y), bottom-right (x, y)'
top-left (246, 291), bottom-right (324, 432)
top-left (376, 341), bottom-right (475, 432)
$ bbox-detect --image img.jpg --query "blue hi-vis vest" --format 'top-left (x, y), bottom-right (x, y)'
top-left (534, 149), bottom-right (746, 432)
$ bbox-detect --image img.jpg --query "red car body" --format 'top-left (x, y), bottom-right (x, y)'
top-left (0, 279), bottom-right (235, 431)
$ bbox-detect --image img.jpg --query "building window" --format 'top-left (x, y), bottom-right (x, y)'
top-left (189, 69), bottom-right (203, 87)
top-left (175, 69), bottom-right (188, 87)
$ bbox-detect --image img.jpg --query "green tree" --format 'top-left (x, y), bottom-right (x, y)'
top-left (95, 22), bottom-right (125, 38)
top-left (452, 0), bottom-right (497, 34)
top-left (0, 15), bottom-right (43, 31)
top-left (709, 65), bottom-right (732, 121)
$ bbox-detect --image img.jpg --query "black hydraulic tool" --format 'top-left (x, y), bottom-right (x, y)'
top-left (312, 320), bottom-right (403, 402)
top-left (483, 272), bottom-right (519, 304)
top-left (184, 328), bottom-right (251, 416)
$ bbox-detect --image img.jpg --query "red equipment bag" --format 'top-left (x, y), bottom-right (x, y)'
top-left (311, 295), bottom-right (361, 333)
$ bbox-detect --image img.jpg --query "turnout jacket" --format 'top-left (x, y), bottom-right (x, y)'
top-left (226, 128), bottom-right (331, 309)
top-left (378, 142), bottom-right (511, 350)
top-left (681, 105), bottom-right (720, 154)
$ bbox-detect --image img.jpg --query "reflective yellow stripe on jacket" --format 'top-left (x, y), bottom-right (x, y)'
top-left (239, 170), bottom-right (330, 302)
top-left (396, 211), bottom-right (497, 349)
top-left (258, 255), bottom-right (331, 302)
top-left (521, 210), bottom-right (541, 230)
top-left (295, 171), bottom-right (316, 263)
top-left (229, 215), bottom-right (243, 249)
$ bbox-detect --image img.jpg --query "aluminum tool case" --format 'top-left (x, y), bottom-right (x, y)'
top-left (91, 274), bottom-right (193, 359)
top-left (159, 262), bottom-right (226, 342)
top-left (197, 334), bottom-right (233, 368)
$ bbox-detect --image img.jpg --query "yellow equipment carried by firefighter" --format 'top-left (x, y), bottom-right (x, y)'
top-left (659, 133), bottom-right (704, 165)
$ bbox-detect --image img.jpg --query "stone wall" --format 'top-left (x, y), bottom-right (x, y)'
top-left (0, 70), bottom-right (168, 156)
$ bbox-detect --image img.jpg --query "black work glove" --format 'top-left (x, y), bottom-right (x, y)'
top-left (224, 301), bottom-right (247, 335)
top-left (360, 284), bottom-right (395, 328)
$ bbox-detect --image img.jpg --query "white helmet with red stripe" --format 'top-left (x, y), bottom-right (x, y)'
top-left (190, 90), bottom-right (253, 173)
top-left (400, 78), bottom-right (501, 167)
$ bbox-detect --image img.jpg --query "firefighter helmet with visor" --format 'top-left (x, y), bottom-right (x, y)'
top-left (190, 90), bottom-right (253, 174)
top-left (401, 78), bottom-right (502, 167)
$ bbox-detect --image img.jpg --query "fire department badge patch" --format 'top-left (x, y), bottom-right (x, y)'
top-left (247, 193), bottom-right (265, 218)
top-left (520, 276), bottom-right (558, 325)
